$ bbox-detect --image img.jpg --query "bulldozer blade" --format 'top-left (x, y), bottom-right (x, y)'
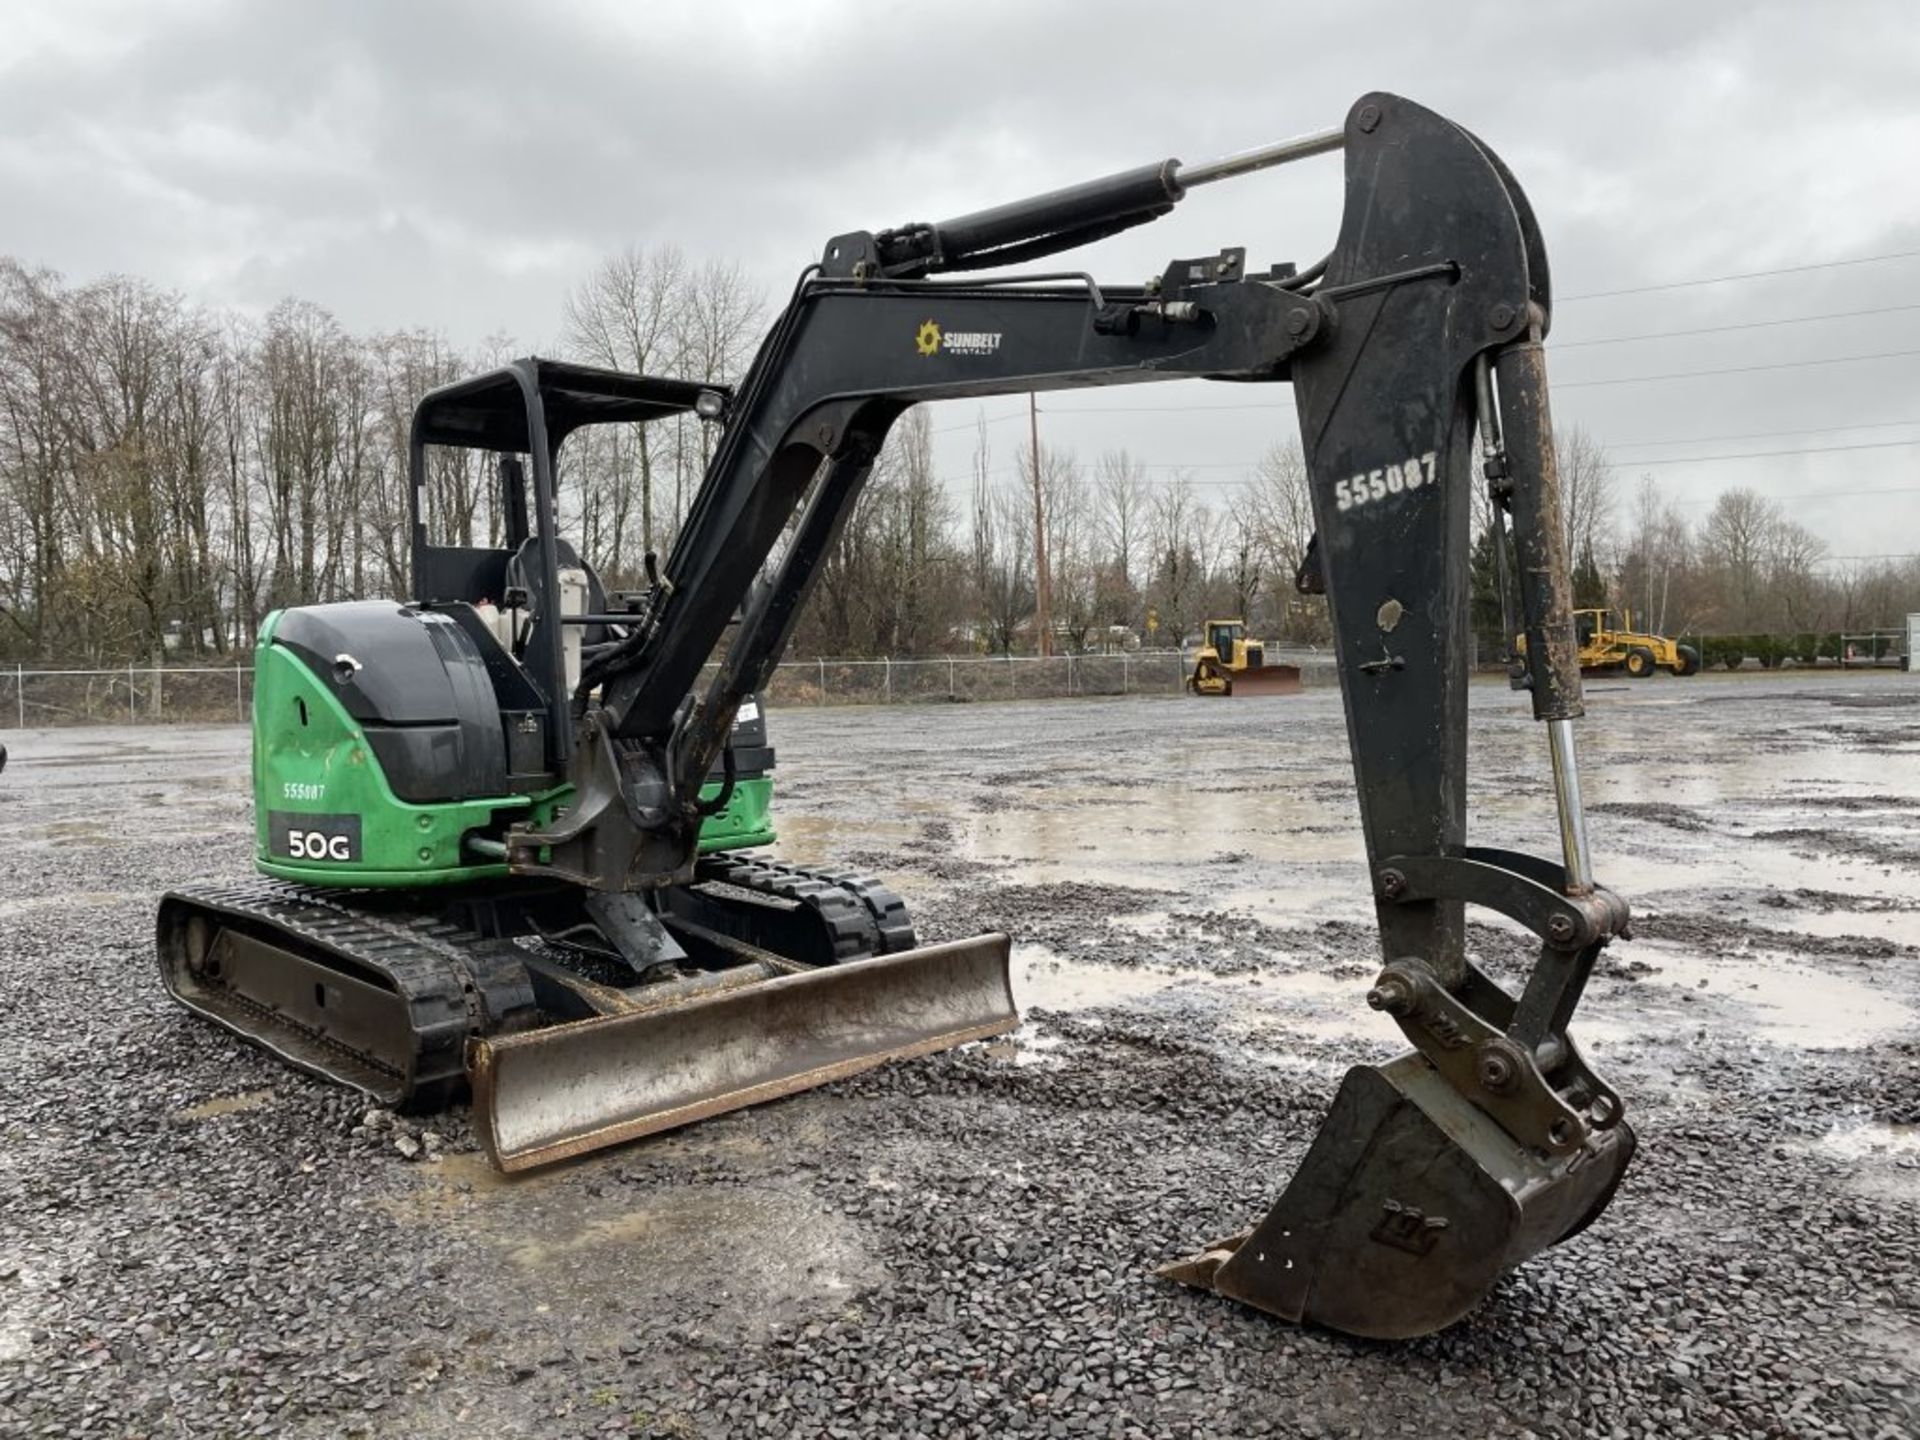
top-left (1228, 665), bottom-right (1302, 697)
top-left (1160, 1052), bottom-right (1635, 1339)
top-left (470, 933), bottom-right (1015, 1172)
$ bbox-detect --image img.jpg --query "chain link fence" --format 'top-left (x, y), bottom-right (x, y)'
top-left (2, 663), bottom-right (255, 728)
top-left (720, 650), bottom-right (1202, 708)
top-left (1, 649), bottom-right (1337, 729)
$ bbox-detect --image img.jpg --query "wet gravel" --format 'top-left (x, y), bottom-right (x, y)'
top-left (3, 673), bottom-right (1919, 1438)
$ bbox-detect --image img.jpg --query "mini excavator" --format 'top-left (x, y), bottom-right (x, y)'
top-left (159, 93), bottom-right (1634, 1340)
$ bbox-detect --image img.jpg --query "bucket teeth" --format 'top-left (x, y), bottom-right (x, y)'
top-left (1153, 1234), bottom-right (1248, 1291)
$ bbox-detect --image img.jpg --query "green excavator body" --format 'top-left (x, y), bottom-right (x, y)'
top-left (249, 610), bottom-right (774, 889)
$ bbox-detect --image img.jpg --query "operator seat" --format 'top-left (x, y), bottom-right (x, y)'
top-left (505, 534), bottom-right (611, 650)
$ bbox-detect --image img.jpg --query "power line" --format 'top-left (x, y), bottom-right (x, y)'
top-left (939, 346), bottom-right (1920, 418)
top-left (1609, 439), bottom-right (1920, 467)
top-left (1610, 417), bottom-right (1920, 449)
top-left (1732, 484), bottom-right (1920, 500)
top-left (959, 414), bottom-right (1920, 455)
top-left (1555, 347), bottom-right (1920, 389)
top-left (1553, 302), bottom-right (1920, 349)
top-left (925, 332), bottom-right (1920, 450)
top-left (1023, 399), bottom-right (1287, 417)
top-left (973, 437), bottom-right (1920, 482)
top-left (929, 409), bottom-right (1029, 436)
top-left (924, 258), bottom-right (1920, 434)
top-left (1558, 248), bottom-right (1920, 302)
top-left (1670, 484), bottom-right (1920, 510)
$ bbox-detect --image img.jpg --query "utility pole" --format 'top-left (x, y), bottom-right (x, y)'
top-left (1029, 392), bottom-right (1051, 658)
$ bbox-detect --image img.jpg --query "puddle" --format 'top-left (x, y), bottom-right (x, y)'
top-left (389, 1157), bottom-right (880, 1336)
top-left (421, 1149), bottom-right (527, 1193)
top-left (1852, 1317), bottom-right (1920, 1377)
top-left (1235, 970), bottom-right (1395, 1042)
top-left (1812, 1118), bottom-right (1920, 1163)
top-left (1218, 887), bottom-right (1371, 932)
top-left (380, 1150), bottom-right (554, 1224)
top-left (1793, 1118), bottom-right (1920, 1203)
top-left (171, 1087), bottom-right (276, 1121)
top-left (771, 814), bottom-right (921, 865)
top-left (969, 793), bottom-right (1362, 882)
top-left (1011, 946), bottom-right (1185, 1011)
top-left (498, 1185), bottom-right (880, 1328)
top-left (1629, 941), bottom-right (1915, 1048)
top-left (1010, 943), bottom-right (1393, 1050)
top-left (984, 1029), bottom-right (1069, 1067)
top-left (1766, 906), bottom-right (1920, 945)
top-left (1598, 841), bottom-right (1920, 913)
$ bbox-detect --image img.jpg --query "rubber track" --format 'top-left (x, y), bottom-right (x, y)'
top-left (157, 880), bottom-right (537, 1110)
top-left (692, 855), bottom-right (917, 959)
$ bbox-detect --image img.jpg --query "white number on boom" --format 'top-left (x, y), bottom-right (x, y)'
top-left (1333, 451), bottom-right (1437, 514)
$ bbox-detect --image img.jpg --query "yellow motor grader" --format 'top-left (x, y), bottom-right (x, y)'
top-left (1518, 609), bottom-right (1699, 677)
top-left (1573, 609), bottom-right (1699, 676)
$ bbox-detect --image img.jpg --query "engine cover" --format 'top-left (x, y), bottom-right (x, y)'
top-left (272, 601), bottom-right (510, 803)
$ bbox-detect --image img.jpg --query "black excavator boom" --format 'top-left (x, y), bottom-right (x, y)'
top-left (498, 91), bottom-right (1631, 1338)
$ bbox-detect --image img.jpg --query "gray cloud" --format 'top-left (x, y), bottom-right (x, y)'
top-left (4, 0), bottom-right (1917, 554)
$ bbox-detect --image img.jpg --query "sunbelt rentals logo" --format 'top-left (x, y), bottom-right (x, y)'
top-left (915, 319), bottom-right (1001, 357)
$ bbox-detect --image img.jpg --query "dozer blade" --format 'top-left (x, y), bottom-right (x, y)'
top-left (470, 933), bottom-right (1016, 1171)
top-left (1228, 665), bottom-right (1302, 697)
top-left (1160, 1052), bottom-right (1635, 1339)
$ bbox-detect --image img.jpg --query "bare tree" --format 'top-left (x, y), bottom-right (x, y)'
top-left (563, 246), bottom-right (686, 559)
top-left (1246, 440), bottom-right (1321, 640)
top-left (668, 257), bottom-right (765, 531)
top-left (1701, 487), bottom-right (1774, 625)
top-left (1146, 480), bottom-right (1208, 646)
top-left (1767, 516), bottom-right (1829, 631)
top-left (0, 261), bottom-right (72, 653)
top-left (1618, 474), bottom-right (1699, 634)
top-left (1018, 441), bottom-right (1095, 650)
top-left (967, 423), bottom-right (1030, 654)
top-left (799, 408), bottom-right (964, 656)
top-left (9, 248), bottom-right (1920, 671)
top-left (1556, 424), bottom-right (1615, 570)
top-left (1092, 449), bottom-right (1148, 639)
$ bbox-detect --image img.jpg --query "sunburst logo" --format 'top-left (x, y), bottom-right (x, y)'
top-left (914, 319), bottom-right (942, 356)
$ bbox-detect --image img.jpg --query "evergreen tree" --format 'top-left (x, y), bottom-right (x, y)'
top-left (1572, 542), bottom-right (1609, 611)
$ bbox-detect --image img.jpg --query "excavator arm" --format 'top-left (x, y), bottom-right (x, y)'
top-left (502, 91), bottom-right (1633, 1337)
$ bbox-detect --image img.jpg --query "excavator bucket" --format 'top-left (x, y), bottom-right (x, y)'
top-left (470, 934), bottom-right (1016, 1171)
top-left (1226, 664), bottom-right (1303, 697)
top-left (1160, 1053), bottom-right (1636, 1338)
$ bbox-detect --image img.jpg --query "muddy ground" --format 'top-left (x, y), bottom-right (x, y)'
top-left (2, 671), bottom-right (1917, 1439)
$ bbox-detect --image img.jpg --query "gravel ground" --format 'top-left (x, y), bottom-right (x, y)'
top-left (2, 671), bottom-right (1918, 1438)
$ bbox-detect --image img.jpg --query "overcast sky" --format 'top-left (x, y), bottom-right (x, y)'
top-left (4, 0), bottom-right (1918, 560)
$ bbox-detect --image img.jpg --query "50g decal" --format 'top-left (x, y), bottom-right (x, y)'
top-left (288, 831), bottom-right (352, 861)
top-left (267, 811), bottom-right (362, 864)
top-left (1334, 451), bottom-right (1437, 513)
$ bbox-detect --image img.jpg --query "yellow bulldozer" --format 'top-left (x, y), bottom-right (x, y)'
top-left (1519, 608), bottom-right (1699, 677)
top-left (1187, 619), bottom-right (1303, 696)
